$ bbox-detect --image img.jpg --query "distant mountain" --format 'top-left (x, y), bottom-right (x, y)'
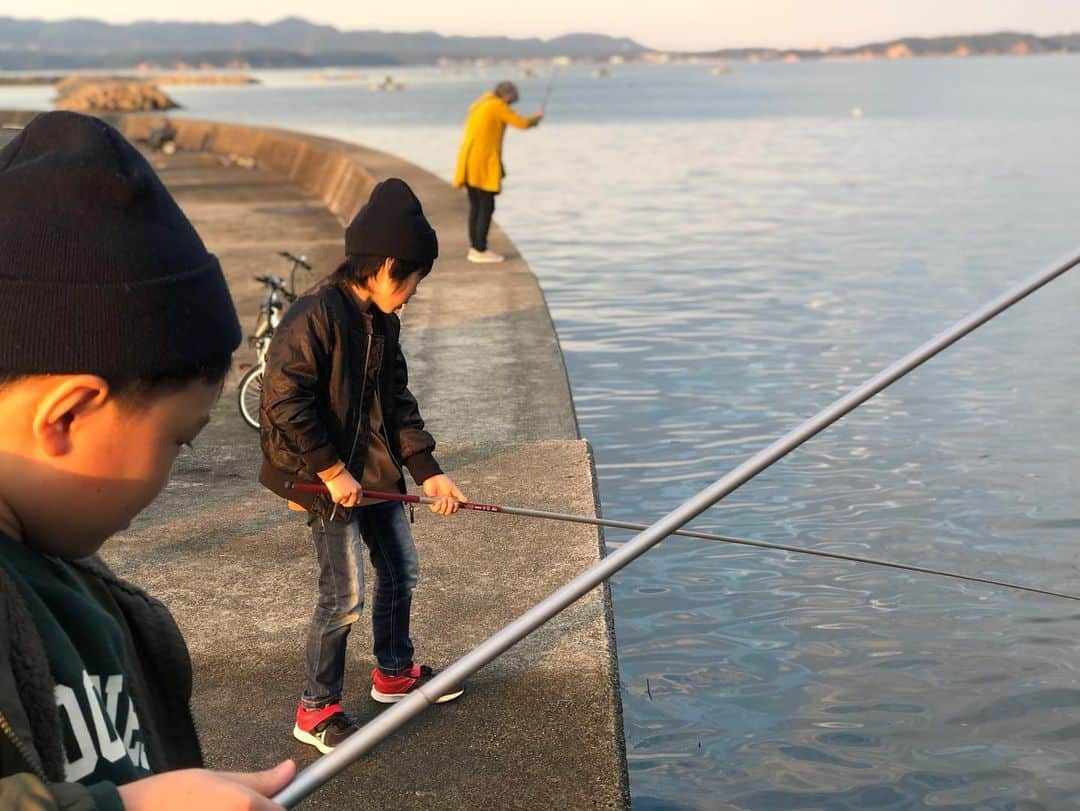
top-left (0, 16), bottom-right (646, 69)
top-left (4, 18), bottom-right (1079, 71)
top-left (687, 31), bottom-right (1080, 61)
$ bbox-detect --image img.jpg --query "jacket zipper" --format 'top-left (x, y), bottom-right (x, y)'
top-left (0, 709), bottom-right (48, 782)
top-left (375, 374), bottom-right (414, 523)
top-left (332, 332), bottom-right (372, 521)
top-left (342, 332), bottom-right (373, 474)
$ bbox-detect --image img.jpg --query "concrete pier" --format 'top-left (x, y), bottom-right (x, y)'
top-left (0, 112), bottom-right (628, 807)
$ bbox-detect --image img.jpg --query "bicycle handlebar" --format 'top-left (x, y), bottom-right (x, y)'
top-left (254, 274), bottom-right (288, 291)
top-left (278, 251), bottom-right (313, 271)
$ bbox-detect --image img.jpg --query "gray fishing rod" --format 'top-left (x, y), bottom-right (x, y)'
top-left (274, 251), bottom-right (1080, 808)
top-left (287, 482), bottom-right (1080, 602)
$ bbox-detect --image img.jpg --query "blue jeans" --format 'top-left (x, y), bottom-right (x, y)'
top-left (301, 501), bottom-right (419, 709)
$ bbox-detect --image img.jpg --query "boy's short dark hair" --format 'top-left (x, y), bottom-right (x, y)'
top-left (331, 254), bottom-right (432, 289)
top-left (0, 353), bottom-right (234, 406)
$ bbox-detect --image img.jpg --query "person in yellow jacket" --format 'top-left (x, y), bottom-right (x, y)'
top-left (453, 80), bottom-right (543, 263)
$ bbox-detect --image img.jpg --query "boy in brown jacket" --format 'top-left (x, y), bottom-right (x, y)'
top-left (260, 178), bottom-right (467, 754)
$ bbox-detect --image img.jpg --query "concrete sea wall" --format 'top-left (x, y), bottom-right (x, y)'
top-left (0, 110), bottom-right (629, 808)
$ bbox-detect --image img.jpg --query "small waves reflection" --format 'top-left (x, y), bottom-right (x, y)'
top-left (503, 64), bottom-right (1080, 809)
top-left (114, 59), bottom-right (1080, 808)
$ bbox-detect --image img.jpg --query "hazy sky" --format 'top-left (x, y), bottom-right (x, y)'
top-left (19, 1), bottom-right (1080, 51)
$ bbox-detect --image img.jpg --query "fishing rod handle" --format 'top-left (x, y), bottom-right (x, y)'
top-left (284, 481), bottom-right (422, 505)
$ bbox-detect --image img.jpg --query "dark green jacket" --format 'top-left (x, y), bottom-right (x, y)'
top-left (0, 556), bottom-right (202, 810)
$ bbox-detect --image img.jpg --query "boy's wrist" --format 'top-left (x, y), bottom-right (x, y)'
top-left (302, 442), bottom-right (343, 477)
top-left (317, 462), bottom-right (347, 483)
top-left (406, 451), bottom-right (443, 486)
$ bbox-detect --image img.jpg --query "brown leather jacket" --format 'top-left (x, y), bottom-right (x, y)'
top-left (258, 281), bottom-right (441, 520)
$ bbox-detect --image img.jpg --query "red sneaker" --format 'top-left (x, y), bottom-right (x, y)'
top-left (292, 703), bottom-right (358, 754)
top-left (370, 664), bottom-right (464, 704)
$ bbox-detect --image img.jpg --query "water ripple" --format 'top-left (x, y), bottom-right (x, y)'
top-left (45, 58), bottom-right (1080, 809)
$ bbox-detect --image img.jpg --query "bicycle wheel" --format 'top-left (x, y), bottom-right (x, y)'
top-left (238, 363), bottom-right (264, 430)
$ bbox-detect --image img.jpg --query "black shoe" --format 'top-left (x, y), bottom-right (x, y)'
top-left (292, 703), bottom-right (358, 753)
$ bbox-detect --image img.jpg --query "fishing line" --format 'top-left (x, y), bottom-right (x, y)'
top-left (287, 483), bottom-right (1080, 602)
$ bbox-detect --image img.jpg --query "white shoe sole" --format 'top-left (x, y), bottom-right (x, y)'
top-left (370, 684), bottom-right (465, 704)
top-left (292, 723), bottom-right (334, 754)
top-left (467, 254), bottom-right (505, 263)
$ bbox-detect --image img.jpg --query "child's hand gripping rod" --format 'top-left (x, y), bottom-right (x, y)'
top-left (282, 483), bottom-right (1080, 602)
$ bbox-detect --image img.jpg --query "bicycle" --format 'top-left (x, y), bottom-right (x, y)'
top-left (238, 251), bottom-right (313, 429)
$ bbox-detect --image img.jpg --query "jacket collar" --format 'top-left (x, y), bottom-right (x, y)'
top-left (338, 282), bottom-right (372, 314)
top-left (336, 283), bottom-right (379, 332)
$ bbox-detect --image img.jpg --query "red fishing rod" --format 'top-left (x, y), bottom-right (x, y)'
top-left (286, 481), bottom-right (790, 542)
top-left (283, 482), bottom-right (1080, 602)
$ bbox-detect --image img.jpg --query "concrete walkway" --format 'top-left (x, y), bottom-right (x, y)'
top-left (0, 112), bottom-right (627, 808)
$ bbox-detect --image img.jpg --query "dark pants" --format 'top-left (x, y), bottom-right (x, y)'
top-left (301, 501), bottom-right (419, 709)
top-left (467, 185), bottom-right (496, 252)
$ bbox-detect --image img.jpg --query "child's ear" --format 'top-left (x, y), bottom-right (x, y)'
top-left (32, 376), bottom-right (111, 457)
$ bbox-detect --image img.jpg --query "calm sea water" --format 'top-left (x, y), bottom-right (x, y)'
top-left (8, 58), bottom-right (1080, 808)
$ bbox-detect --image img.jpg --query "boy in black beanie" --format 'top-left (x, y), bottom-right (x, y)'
top-left (259, 178), bottom-right (467, 754)
top-left (0, 112), bottom-right (296, 808)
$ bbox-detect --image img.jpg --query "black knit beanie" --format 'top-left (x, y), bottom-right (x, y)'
top-left (0, 111), bottom-right (241, 379)
top-left (345, 178), bottom-right (438, 266)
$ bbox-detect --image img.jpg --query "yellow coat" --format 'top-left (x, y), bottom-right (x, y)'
top-left (453, 92), bottom-right (537, 194)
